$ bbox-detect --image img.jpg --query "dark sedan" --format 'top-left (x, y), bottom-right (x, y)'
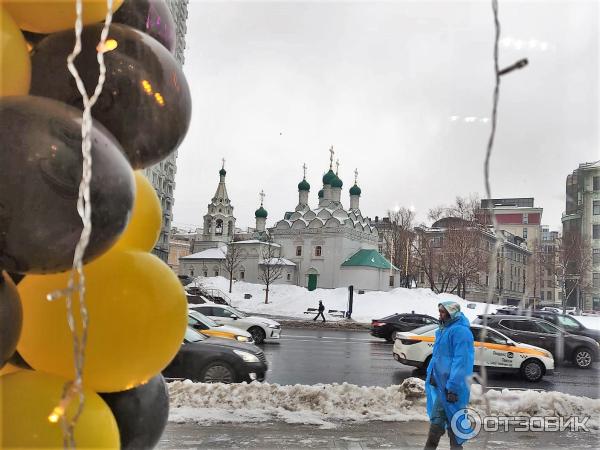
top-left (371, 313), bottom-right (439, 342)
top-left (474, 315), bottom-right (600, 369)
top-left (527, 312), bottom-right (600, 344)
top-left (163, 328), bottom-right (268, 383)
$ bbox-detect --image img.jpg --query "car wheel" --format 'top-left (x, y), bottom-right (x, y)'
top-left (201, 361), bottom-right (236, 383)
top-left (520, 359), bottom-right (544, 382)
top-left (573, 347), bottom-right (593, 369)
top-left (386, 331), bottom-right (397, 343)
top-left (248, 326), bottom-right (266, 344)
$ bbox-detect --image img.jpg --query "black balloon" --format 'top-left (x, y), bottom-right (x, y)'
top-left (100, 374), bottom-right (169, 450)
top-left (113, 0), bottom-right (176, 53)
top-left (4, 350), bottom-right (33, 371)
top-left (0, 271), bottom-right (22, 368)
top-left (30, 23), bottom-right (191, 169)
top-left (0, 96), bottom-right (135, 273)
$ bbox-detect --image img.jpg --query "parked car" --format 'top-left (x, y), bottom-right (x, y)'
top-left (190, 304), bottom-right (281, 344)
top-left (473, 315), bottom-right (600, 369)
top-left (370, 313), bottom-right (439, 342)
top-left (188, 310), bottom-right (254, 343)
top-left (162, 328), bottom-right (268, 383)
top-left (392, 323), bottom-right (554, 382)
top-left (526, 312), bottom-right (600, 344)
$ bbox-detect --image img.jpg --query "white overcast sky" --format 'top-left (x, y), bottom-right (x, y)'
top-left (172, 0), bottom-right (599, 232)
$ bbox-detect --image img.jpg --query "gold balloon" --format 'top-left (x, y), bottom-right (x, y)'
top-left (2, 0), bottom-right (124, 33)
top-left (0, 371), bottom-right (120, 448)
top-left (113, 171), bottom-right (162, 252)
top-left (17, 250), bottom-right (187, 393)
top-left (0, 7), bottom-right (30, 96)
top-left (0, 362), bottom-right (22, 376)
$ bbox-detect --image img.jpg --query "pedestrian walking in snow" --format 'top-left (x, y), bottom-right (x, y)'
top-left (424, 301), bottom-right (475, 449)
top-left (313, 300), bottom-right (326, 322)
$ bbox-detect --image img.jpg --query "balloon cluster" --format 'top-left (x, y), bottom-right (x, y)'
top-left (0, 1), bottom-right (191, 448)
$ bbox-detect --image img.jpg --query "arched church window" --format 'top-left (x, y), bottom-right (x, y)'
top-left (215, 219), bottom-right (223, 235)
top-left (190, 268), bottom-right (194, 276)
top-left (315, 246), bottom-right (322, 257)
top-left (228, 221), bottom-right (234, 235)
top-left (219, 208), bottom-right (222, 213)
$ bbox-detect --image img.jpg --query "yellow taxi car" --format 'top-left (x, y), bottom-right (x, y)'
top-left (188, 309), bottom-right (253, 343)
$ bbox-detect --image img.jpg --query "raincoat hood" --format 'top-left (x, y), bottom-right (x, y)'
top-left (439, 301), bottom-right (461, 320)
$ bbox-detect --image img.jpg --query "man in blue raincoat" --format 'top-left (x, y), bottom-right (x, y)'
top-left (424, 301), bottom-right (475, 449)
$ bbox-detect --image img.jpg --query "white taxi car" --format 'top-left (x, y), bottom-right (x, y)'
top-left (190, 304), bottom-right (281, 344)
top-left (392, 324), bottom-right (554, 382)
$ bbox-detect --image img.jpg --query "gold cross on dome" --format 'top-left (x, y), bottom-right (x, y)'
top-left (335, 158), bottom-right (340, 174)
top-left (354, 168), bottom-right (358, 184)
top-left (221, 158), bottom-right (226, 169)
top-left (259, 190), bottom-right (265, 205)
top-left (329, 145), bottom-right (334, 169)
top-left (302, 163), bottom-right (307, 179)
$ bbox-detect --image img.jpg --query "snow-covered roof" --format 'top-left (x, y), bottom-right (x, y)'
top-left (234, 240), bottom-right (280, 247)
top-left (181, 246), bottom-right (227, 260)
top-left (259, 257), bottom-right (296, 266)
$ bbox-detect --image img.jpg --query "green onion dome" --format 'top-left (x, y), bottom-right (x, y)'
top-left (318, 189), bottom-right (324, 198)
top-left (255, 206), bottom-right (268, 218)
top-left (298, 179), bottom-right (310, 191)
top-left (322, 169), bottom-right (336, 185)
top-left (349, 184), bottom-right (361, 196)
top-left (331, 175), bottom-right (343, 188)
top-left (219, 168), bottom-right (227, 176)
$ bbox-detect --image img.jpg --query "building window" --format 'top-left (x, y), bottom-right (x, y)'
top-left (214, 270), bottom-right (219, 277)
top-left (594, 273), bottom-right (600, 288)
top-left (594, 201), bottom-right (600, 215)
top-left (389, 276), bottom-right (394, 287)
top-left (547, 291), bottom-right (553, 301)
top-left (594, 176), bottom-right (600, 191)
top-left (594, 249), bottom-right (600, 264)
top-left (540, 291), bottom-right (544, 300)
top-left (594, 225), bottom-right (600, 239)
top-left (287, 273), bottom-right (291, 281)
top-left (523, 228), bottom-right (528, 239)
top-left (190, 268), bottom-right (194, 276)
top-left (523, 213), bottom-right (529, 224)
top-left (485, 273), bottom-right (489, 286)
top-left (203, 270), bottom-right (208, 277)
top-left (315, 246), bottom-right (322, 257)
top-left (296, 246), bottom-right (302, 256)
top-left (240, 271), bottom-right (245, 280)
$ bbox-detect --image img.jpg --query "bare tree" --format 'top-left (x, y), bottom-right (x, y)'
top-left (222, 243), bottom-right (244, 293)
top-left (555, 233), bottom-right (593, 312)
top-left (383, 208), bottom-right (417, 287)
top-left (258, 237), bottom-right (284, 304)
top-left (414, 195), bottom-right (486, 298)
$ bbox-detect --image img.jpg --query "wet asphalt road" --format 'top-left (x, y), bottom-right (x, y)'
top-left (260, 328), bottom-right (600, 398)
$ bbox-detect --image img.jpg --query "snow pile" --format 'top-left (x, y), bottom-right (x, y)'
top-left (168, 378), bottom-right (427, 427)
top-left (168, 378), bottom-right (600, 430)
top-left (190, 276), bottom-right (500, 323)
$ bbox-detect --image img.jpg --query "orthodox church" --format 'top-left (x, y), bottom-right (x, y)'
top-left (179, 150), bottom-right (399, 291)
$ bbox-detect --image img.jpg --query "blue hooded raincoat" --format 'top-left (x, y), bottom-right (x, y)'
top-left (425, 301), bottom-right (475, 444)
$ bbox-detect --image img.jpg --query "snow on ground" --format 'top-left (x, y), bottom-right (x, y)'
top-left (190, 276), bottom-right (500, 323)
top-left (168, 378), bottom-right (600, 430)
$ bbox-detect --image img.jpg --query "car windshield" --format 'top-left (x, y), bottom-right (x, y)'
top-left (411, 324), bottom-right (438, 335)
top-left (556, 315), bottom-right (582, 331)
top-left (184, 327), bottom-right (206, 343)
top-left (228, 306), bottom-right (248, 318)
top-left (536, 321), bottom-right (561, 334)
top-left (189, 309), bottom-right (219, 327)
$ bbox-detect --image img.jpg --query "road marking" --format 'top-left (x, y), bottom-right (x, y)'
top-left (280, 335), bottom-right (377, 342)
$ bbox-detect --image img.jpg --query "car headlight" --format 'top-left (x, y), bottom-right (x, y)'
top-left (233, 350), bottom-right (260, 363)
top-left (542, 350), bottom-right (553, 358)
top-left (267, 324), bottom-right (279, 329)
top-left (236, 335), bottom-right (250, 342)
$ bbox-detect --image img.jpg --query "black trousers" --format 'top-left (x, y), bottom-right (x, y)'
top-left (313, 311), bottom-right (325, 322)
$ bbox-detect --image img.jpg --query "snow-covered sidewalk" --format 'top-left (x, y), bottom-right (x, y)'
top-left (167, 378), bottom-right (600, 431)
